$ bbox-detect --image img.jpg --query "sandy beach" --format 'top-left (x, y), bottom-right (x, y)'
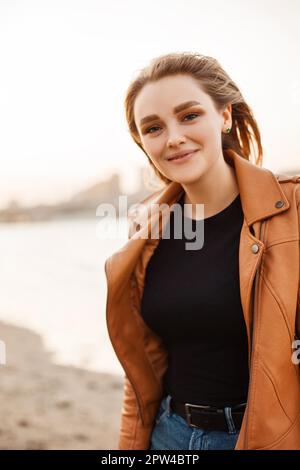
top-left (0, 321), bottom-right (123, 450)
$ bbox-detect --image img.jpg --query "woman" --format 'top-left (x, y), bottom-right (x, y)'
top-left (105, 52), bottom-right (300, 450)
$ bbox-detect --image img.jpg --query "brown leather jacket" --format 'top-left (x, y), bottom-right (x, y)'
top-left (105, 149), bottom-right (300, 450)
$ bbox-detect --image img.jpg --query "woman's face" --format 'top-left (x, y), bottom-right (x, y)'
top-left (133, 74), bottom-right (231, 185)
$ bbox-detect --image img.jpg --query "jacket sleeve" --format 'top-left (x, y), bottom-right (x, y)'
top-left (118, 374), bottom-right (154, 450)
top-left (118, 374), bottom-right (140, 449)
top-left (117, 210), bottom-right (155, 450)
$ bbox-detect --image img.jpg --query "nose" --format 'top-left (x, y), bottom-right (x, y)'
top-left (166, 124), bottom-right (187, 148)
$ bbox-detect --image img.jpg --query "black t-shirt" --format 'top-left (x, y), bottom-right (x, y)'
top-left (140, 192), bottom-right (249, 407)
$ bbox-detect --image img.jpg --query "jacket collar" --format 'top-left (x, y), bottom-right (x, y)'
top-left (224, 149), bottom-right (289, 224)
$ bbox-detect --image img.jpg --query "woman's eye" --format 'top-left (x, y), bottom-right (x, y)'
top-left (145, 125), bottom-right (160, 134)
top-left (183, 112), bottom-right (199, 121)
top-left (144, 113), bottom-right (199, 134)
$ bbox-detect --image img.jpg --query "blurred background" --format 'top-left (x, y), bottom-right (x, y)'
top-left (0, 0), bottom-right (299, 450)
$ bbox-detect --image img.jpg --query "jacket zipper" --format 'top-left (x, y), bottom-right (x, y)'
top-left (243, 219), bottom-right (266, 449)
top-left (104, 260), bottom-right (146, 426)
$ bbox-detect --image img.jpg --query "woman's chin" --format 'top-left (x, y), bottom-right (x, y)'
top-left (162, 159), bottom-right (206, 185)
top-left (167, 169), bottom-right (205, 186)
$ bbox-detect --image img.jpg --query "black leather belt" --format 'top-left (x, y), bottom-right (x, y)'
top-left (170, 397), bottom-right (246, 433)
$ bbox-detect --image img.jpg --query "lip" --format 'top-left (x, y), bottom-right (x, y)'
top-left (166, 149), bottom-right (198, 164)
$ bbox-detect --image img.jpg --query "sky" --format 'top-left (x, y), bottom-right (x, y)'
top-left (0, 0), bottom-right (299, 209)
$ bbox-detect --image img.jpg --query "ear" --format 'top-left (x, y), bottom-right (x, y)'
top-left (222, 103), bottom-right (232, 126)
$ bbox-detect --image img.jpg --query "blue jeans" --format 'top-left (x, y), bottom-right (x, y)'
top-left (149, 394), bottom-right (240, 450)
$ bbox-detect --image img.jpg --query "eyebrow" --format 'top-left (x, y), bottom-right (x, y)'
top-left (139, 100), bottom-right (202, 127)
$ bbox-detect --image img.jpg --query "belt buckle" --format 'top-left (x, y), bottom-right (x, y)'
top-left (184, 403), bottom-right (213, 428)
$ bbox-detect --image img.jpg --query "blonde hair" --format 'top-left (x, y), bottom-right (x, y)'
top-left (125, 51), bottom-right (263, 186)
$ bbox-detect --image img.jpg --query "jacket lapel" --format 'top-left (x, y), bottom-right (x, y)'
top-left (224, 150), bottom-right (290, 362)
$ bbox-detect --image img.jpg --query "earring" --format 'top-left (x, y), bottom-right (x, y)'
top-left (225, 127), bottom-right (231, 134)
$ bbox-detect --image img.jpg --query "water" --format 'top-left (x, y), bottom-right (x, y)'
top-left (0, 216), bottom-right (130, 376)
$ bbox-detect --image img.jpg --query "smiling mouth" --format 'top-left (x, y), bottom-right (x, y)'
top-left (167, 150), bottom-right (198, 162)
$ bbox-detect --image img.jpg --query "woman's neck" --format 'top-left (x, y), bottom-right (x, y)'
top-left (181, 158), bottom-right (240, 220)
